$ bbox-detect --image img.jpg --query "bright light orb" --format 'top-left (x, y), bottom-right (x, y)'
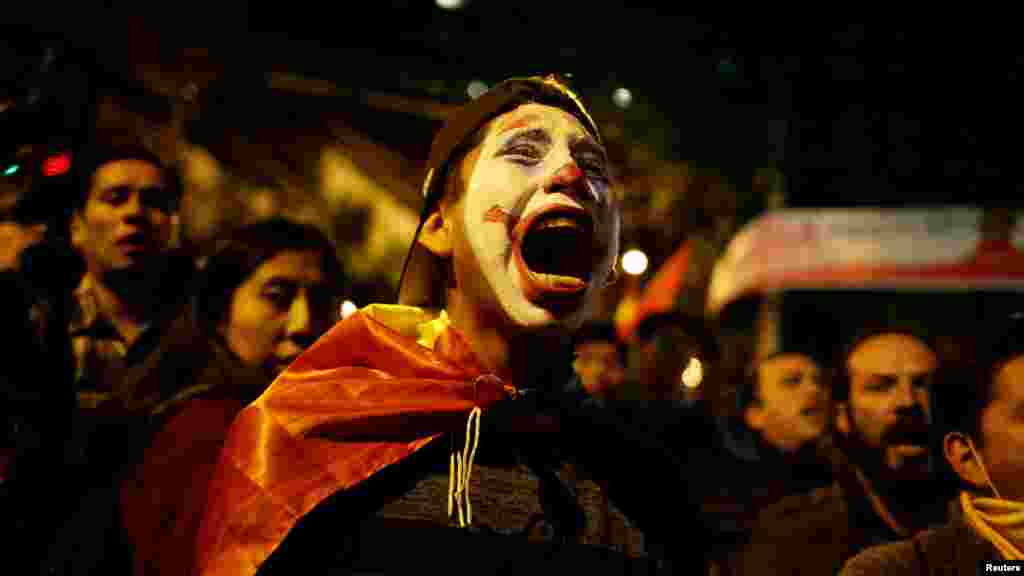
top-left (621, 249), bottom-right (648, 276)
top-left (612, 87), bottom-right (632, 109)
top-left (436, 0), bottom-right (465, 9)
top-left (467, 80), bottom-right (488, 99)
top-left (681, 357), bottom-right (703, 389)
top-left (340, 300), bottom-right (358, 319)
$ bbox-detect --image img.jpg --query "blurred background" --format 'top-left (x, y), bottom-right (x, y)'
top-left (2, 4), bottom-right (1019, 407)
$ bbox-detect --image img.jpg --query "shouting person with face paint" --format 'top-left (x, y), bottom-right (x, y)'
top-left (839, 316), bottom-right (1024, 574)
top-left (192, 76), bottom-right (702, 575)
top-left (735, 325), bottom-right (949, 576)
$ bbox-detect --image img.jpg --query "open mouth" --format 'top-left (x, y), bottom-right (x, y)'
top-left (117, 232), bottom-right (148, 249)
top-left (514, 207), bottom-right (594, 300)
top-left (892, 444), bottom-right (928, 458)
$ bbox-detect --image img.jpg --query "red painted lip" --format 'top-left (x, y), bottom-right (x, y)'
top-left (511, 204), bottom-right (594, 304)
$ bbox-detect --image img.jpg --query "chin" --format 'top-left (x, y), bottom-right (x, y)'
top-left (506, 300), bottom-right (590, 333)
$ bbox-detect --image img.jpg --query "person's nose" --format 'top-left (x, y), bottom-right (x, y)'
top-left (544, 159), bottom-right (595, 205)
top-left (121, 191), bottom-right (146, 223)
top-left (285, 293), bottom-right (316, 348)
top-left (894, 376), bottom-right (919, 410)
top-left (802, 375), bottom-right (823, 399)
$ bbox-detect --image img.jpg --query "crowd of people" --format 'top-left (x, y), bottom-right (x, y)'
top-left (0, 73), bottom-right (1020, 575)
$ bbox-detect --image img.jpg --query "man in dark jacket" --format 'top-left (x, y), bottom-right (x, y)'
top-left (735, 326), bottom-right (950, 575)
top-left (840, 316), bottom-right (1024, 573)
top-left (1, 143), bottom-right (204, 573)
top-left (704, 339), bottom-right (833, 573)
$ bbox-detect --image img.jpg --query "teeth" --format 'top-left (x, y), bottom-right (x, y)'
top-left (893, 445), bottom-right (927, 456)
top-left (535, 217), bottom-right (584, 231)
top-left (531, 273), bottom-right (587, 290)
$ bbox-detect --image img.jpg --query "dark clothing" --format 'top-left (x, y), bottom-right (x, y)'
top-left (120, 339), bottom-right (271, 576)
top-left (701, 419), bottom-right (833, 573)
top-left (36, 337), bottom-right (269, 576)
top-left (258, 398), bottom-right (705, 575)
top-left (262, 420), bottom-right (656, 574)
top-left (0, 252), bottom-right (260, 574)
top-left (734, 460), bottom-right (946, 576)
top-left (839, 500), bottom-right (1000, 575)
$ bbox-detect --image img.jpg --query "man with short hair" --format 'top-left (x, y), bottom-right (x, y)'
top-left (742, 351), bottom-right (829, 454)
top-left (195, 75), bottom-right (700, 575)
top-left (3, 143), bottom-right (202, 573)
top-left (840, 316), bottom-right (1024, 573)
top-left (736, 327), bottom-right (949, 575)
top-left (703, 342), bottom-right (833, 573)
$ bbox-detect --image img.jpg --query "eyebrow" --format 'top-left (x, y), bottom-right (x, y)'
top-left (496, 114), bottom-right (544, 135)
top-left (500, 128), bottom-right (552, 149)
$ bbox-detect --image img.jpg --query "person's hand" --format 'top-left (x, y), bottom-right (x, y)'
top-left (0, 222), bottom-right (46, 271)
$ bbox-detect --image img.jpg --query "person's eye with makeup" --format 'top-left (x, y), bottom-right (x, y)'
top-left (503, 143), bottom-right (544, 164)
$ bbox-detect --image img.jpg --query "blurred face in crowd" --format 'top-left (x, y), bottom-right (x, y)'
top-left (422, 103), bottom-right (619, 334)
top-left (946, 354), bottom-right (1024, 502)
top-left (71, 159), bottom-right (177, 277)
top-left (838, 333), bottom-right (938, 481)
top-left (574, 339), bottom-right (625, 397)
top-left (220, 250), bottom-right (334, 377)
top-left (745, 353), bottom-right (828, 453)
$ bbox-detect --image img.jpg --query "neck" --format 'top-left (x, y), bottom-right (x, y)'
top-left (854, 464), bottom-right (938, 535)
top-left (88, 264), bottom-right (168, 345)
top-left (445, 291), bottom-right (569, 387)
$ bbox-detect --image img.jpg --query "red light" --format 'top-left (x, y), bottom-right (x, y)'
top-left (42, 153), bottom-right (72, 177)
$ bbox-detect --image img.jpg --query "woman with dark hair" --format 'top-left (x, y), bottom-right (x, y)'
top-left (196, 217), bottom-right (345, 385)
top-left (118, 218), bottom-right (347, 576)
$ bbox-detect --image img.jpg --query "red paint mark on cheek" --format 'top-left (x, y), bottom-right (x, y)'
top-left (484, 205), bottom-right (518, 228)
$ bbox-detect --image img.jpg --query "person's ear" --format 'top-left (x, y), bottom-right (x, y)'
top-left (417, 209), bottom-right (453, 258)
top-left (744, 404), bottom-right (765, 432)
top-left (943, 431), bottom-right (989, 489)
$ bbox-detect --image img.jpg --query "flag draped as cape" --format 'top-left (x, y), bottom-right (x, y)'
top-left (192, 305), bottom-right (515, 575)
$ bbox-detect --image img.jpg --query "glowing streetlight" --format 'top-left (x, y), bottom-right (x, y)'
top-left (467, 80), bottom-right (488, 99)
top-left (681, 357), bottom-right (703, 389)
top-left (340, 300), bottom-right (358, 319)
top-left (436, 0), bottom-right (466, 9)
top-left (612, 87), bottom-right (632, 109)
top-left (621, 249), bottom-right (648, 276)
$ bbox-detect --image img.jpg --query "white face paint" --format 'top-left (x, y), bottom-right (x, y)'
top-left (456, 103), bottom-right (619, 331)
